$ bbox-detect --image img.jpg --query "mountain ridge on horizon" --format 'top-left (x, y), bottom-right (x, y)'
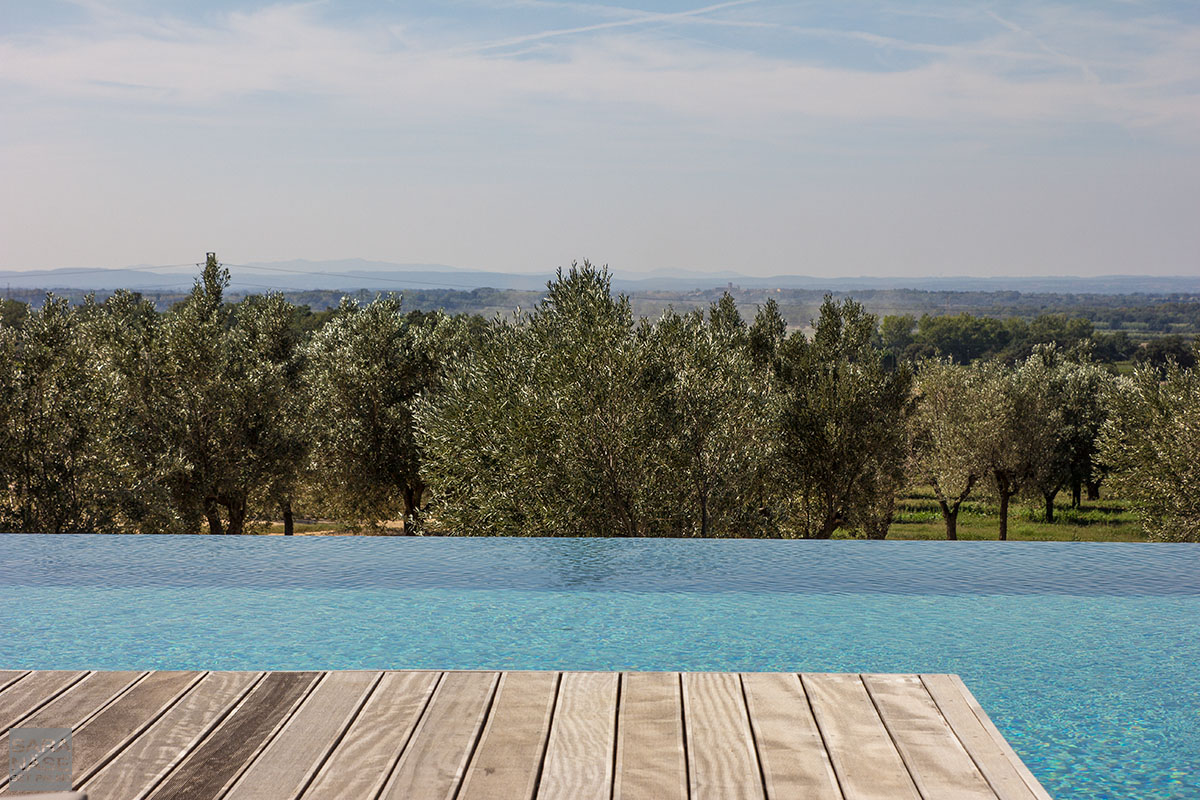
top-left (2, 260), bottom-right (1200, 296)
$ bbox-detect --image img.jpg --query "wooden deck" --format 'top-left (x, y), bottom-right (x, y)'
top-left (0, 670), bottom-right (1052, 800)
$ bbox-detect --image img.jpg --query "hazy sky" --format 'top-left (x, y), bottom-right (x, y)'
top-left (3, 0), bottom-right (1199, 277)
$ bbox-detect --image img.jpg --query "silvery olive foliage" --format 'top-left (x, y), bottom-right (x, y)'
top-left (0, 296), bottom-right (113, 533)
top-left (303, 297), bottom-right (464, 531)
top-left (766, 296), bottom-right (915, 539)
top-left (912, 348), bottom-right (1114, 540)
top-left (972, 355), bottom-right (1060, 541)
top-left (98, 257), bottom-right (307, 534)
top-left (1099, 353), bottom-right (1200, 542)
top-left (416, 263), bottom-right (664, 536)
top-left (416, 263), bottom-right (779, 536)
top-left (1020, 346), bottom-right (1114, 522)
top-left (4, 257), bottom-right (1199, 540)
top-left (910, 358), bottom-right (997, 540)
top-left (638, 295), bottom-right (777, 537)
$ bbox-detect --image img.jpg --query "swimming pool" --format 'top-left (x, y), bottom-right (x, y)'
top-left (1, 535), bottom-right (1196, 799)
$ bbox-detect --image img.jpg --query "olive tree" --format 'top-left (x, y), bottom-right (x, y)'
top-left (1099, 356), bottom-right (1200, 541)
top-left (910, 359), bottom-right (995, 539)
top-left (640, 297), bottom-right (775, 537)
top-left (94, 290), bottom-right (185, 532)
top-left (771, 296), bottom-right (914, 538)
top-left (419, 268), bottom-right (780, 537)
top-left (303, 296), bottom-right (462, 531)
top-left (222, 293), bottom-right (309, 533)
top-left (101, 258), bottom-right (307, 534)
top-left (976, 355), bottom-right (1060, 540)
top-left (1, 299), bottom-right (28, 329)
top-left (0, 297), bottom-right (112, 532)
top-left (418, 262), bottom-right (659, 536)
top-left (748, 297), bottom-right (787, 369)
top-left (1021, 347), bottom-right (1114, 521)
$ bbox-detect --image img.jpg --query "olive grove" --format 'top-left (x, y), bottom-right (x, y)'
top-left (1, 259), bottom-right (1197, 540)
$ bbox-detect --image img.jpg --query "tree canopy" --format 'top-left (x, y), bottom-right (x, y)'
top-left (1100, 353), bottom-right (1200, 542)
top-left (2, 260), bottom-right (1198, 540)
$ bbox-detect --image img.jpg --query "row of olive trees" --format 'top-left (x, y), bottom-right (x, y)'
top-left (415, 263), bottom-right (1199, 540)
top-left (909, 343), bottom-right (1200, 542)
top-left (0, 260), bottom-right (913, 537)
top-left (909, 350), bottom-right (1113, 539)
top-left (416, 263), bottom-right (913, 538)
top-left (0, 256), bottom-right (463, 534)
top-left (3, 259), bottom-right (1198, 539)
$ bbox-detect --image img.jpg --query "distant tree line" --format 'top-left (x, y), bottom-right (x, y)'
top-left (2, 259), bottom-right (1198, 541)
top-left (6, 283), bottom-right (1200, 340)
top-left (876, 311), bottom-right (1197, 368)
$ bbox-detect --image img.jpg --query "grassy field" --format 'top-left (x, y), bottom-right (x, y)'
top-left (885, 485), bottom-right (1148, 542)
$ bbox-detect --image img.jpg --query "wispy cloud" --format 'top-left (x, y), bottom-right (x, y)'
top-left (461, 0), bottom-right (763, 52)
top-left (982, 8), bottom-right (1100, 83)
top-left (1, 0), bottom-right (1196, 138)
top-left (2, 1), bottom-right (1198, 274)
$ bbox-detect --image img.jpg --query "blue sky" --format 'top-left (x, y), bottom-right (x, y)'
top-left (2, 0), bottom-right (1198, 276)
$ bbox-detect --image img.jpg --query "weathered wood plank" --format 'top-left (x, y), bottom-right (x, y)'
top-left (457, 671), bottom-right (559, 800)
top-left (223, 670), bottom-right (381, 800)
top-left (49, 671), bottom-right (204, 792)
top-left (802, 673), bottom-right (921, 800)
top-left (81, 671), bottom-right (263, 800)
top-left (2, 671), bottom-right (143, 733)
top-left (948, 675), bottom-right (1054, 800)
top-left (682, 672), bottom-right (764, 800)
top-left (0, 669), bottom-right (1049, 800)
top-left (537, 671), bottom-right (620, 800)
top-left (0, 671), bottom-right (145, 794)
top-left (742, 672), bottom-right (843, 800)
top-left (0, 672), bottom-right (27, 695)
top-left (377, 670), bottom-right (499, 800)
top-left (0, 671), bottom-right (88, 736)
top-left (863, 674), bottom-right (996, 800)
top-left (300, 670), bottom-right (441, 800)
top-left (612, 672), bottom-right (688, 800)
top-left (0, 670), bottom-right (144, 792)
top-left (922, 675), bottom-right (1052, 800)
top-left (143, 671), bottom-right (320, 800)
top-left (682, 673), bottom-right (763, 800)
top-left (921, 675), bottom-right (1040, 800)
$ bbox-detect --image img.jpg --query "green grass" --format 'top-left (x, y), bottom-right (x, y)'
top-left (885, 485), bottom-right (1148, 541)
top-left (249, 488), bottom-right (1149, 541)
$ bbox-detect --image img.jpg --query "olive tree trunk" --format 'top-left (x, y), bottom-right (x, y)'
top-left (994, 470), bottom-right (1013, 541)
top-left (225, 497), bottom-right (247, 536)
top-left (938, 499), bottom-right (960, 541)
top-left (204, 497), bottom-right (224, 535)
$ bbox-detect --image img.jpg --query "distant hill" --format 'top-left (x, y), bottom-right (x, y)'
top-left (2, 260), bottom-right (1200, 295)
top-left (0, 261), bottom-right (550, 293)
top-left (616, 271), bottom-right (1200, 294)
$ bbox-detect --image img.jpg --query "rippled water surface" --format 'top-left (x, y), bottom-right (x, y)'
top-left (1, 535), bottom-right (1197, 799)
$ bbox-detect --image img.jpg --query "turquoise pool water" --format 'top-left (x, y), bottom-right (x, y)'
top-left (1, 535), bottom-right (1197, 799)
